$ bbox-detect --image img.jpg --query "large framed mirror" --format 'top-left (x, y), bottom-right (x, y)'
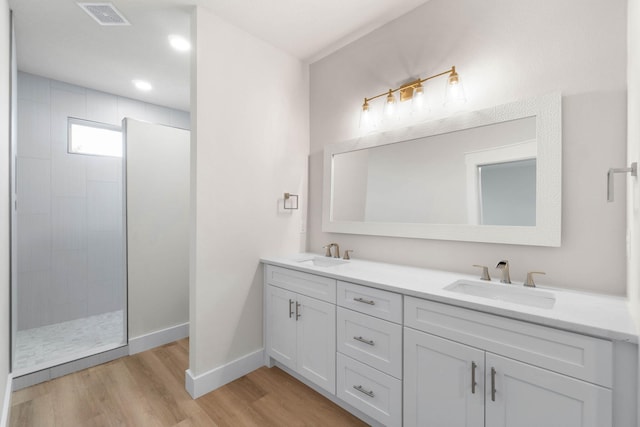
top-left (322, 93), bottom-right (561, 246)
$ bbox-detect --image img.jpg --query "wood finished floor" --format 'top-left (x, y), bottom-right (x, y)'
top-left (10, 338), bottom-right (368, 427)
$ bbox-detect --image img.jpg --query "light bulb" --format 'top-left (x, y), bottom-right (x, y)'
top-left (445, 66), bottom-right (466, 105)
top-left (383, 90), bottom-right (397, 117)
top-left (133, 80), bottom-right (152, 91)
top-left (359, 99), bottom-right (376, 131)
top-left (169, 35), bottom-right (191, 52)
top-left (411, 83), bottom-right (429, 115)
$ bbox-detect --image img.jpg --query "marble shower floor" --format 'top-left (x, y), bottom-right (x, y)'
top-left (14, 310), bottom-right (125, 375)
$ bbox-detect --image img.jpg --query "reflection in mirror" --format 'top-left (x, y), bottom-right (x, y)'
top-left (479, 159), bottom-right (536, 226)
top-left (332, 117), bottom-right (536, 225)
top-left (323, 93), bottom-right (561, 246)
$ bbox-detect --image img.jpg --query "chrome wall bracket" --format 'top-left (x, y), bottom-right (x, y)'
top-left (607, 162), bottom-right (638, 202)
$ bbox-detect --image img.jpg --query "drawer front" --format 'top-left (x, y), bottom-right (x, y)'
top-left (337, 307), bottom-right (402, 378)
top-left (337, 353), bottom-right (402, 427)
top-left (405, 297), bottom-right (613, 387)
top-left (337, 281), bottom-right (402, 323)
top-left (265, 265), bottom-right (336, 303)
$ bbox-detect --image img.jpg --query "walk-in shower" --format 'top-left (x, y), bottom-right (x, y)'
top-left (12, 73), bottom-right (127, 378)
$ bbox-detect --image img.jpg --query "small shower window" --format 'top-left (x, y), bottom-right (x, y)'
top-left (68, 118), bottom-right (123, 157)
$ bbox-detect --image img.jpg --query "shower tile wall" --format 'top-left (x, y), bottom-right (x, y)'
top-left (17, 72), bottom-right (190, 331)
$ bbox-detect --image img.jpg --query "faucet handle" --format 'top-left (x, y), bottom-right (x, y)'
top-left (322, 245), bottom-right (332, 257)
top-left (472, 265), bottom-right (491, 281)
top-left (524, 271), bottom-right (545, 288)
top-left (343, 250), bottom-right (353, 260)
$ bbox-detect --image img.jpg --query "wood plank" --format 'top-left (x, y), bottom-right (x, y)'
top-left (10, 339), bottom-right (367, 427)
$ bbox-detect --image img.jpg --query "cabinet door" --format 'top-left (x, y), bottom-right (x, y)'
top-left (265, 285), bottom-right (297, 371)
top-left (296, 294), bottom-right (336, 394)
top-left (404, 328), bottom-right (484, 427)
top-left (485, 353), bottom-right (612, 427)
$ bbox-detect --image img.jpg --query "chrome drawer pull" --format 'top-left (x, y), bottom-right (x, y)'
top-left (471, 361), bottom-right (477, 394)
top-left (491, 367), bottom-right (497, 402)
top-left (353, 297), bottom-right (375, 305)
top-left (353, 385), bottom-right (375, 398)
top-left (353, 336), bottom-right (375, 346)
top-left (289, 299), bottom-right (294, 318)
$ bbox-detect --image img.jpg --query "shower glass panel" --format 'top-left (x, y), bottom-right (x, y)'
top-left (13, 84), bottom-right (127, 375)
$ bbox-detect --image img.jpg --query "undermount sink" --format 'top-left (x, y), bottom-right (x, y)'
top-left (296, 256), bottom-right (349, 267)
top-left (444, 280), bottom-right (556, 309)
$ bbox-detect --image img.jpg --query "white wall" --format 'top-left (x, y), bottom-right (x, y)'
top-left (1, 0), bottom-right (11, 419)
top-left (309, 0), bottom-right (628, 295)
top-left (188, 6), bottom-right (308, 395)
top-left (126, 119), bottom-right (189, 340)
top-left (15, 72), bottom-right (190, 331)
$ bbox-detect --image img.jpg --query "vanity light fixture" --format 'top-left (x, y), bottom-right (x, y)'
top-left (360, 66), bottom-right (465, 129)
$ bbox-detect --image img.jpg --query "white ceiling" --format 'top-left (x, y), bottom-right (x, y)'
top-left (9, 0), bottom-right (430, 112)
top-left (200, 0), bottom-right (431, 62)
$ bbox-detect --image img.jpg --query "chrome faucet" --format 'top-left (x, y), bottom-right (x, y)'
top-left (496, 260), bottom-right (511, 284)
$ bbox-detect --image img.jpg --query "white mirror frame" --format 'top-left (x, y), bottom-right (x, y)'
top-left (322, 93), bottom-right (562, 247)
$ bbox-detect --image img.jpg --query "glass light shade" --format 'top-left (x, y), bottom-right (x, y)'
top-left (445, 71), bottom-right (466, 105)
top-left (359, 102), bottom-right (376, 131)
top-left (411, 84), bottom-right (429, 115)
top-left (383, 90), bottom-right (398, 118)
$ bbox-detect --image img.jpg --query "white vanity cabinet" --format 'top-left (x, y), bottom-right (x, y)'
top-left (404, 296), bottom-right (614, 427)
top-left (264, 266), bottom-right (336, 394)
top-left (262, 258), bottom-right (636, 427)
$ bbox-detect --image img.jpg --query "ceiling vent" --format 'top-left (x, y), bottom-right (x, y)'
top-left (77, 2), bottom-right (130, 26)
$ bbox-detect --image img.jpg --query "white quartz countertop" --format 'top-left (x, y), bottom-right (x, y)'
top-left (261, 253), bottom-right (638, 344)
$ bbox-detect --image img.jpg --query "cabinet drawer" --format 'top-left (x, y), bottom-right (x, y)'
top-left (405, 297), bottom-right (613, 387)
top-left (337, 353), bottom-right (402, 427)
top-left (337, 281), bottom-right (402, 323)
top-left (265, 265), bottom-right (336, 303)
top-left (337, 307), bottom-right (402, 378)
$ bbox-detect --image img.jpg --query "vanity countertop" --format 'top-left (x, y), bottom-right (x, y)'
top-left (261, 253), bottom-right (638, 344)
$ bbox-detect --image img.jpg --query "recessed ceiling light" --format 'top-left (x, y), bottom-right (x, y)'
top-left (133, 80), bottom-right (152, 91)
top-left (169, 35), bottom-right (191, 52)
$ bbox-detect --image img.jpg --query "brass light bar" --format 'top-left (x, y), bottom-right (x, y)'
top-left (362, 66), bottom-right (459, 109)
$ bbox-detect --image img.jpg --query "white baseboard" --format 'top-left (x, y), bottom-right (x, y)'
top-left (128, 322), bottom-right (189, 355)
top-left (0, 374), bottom-right (12, 427)
top-left (185, 348), bottom-right (264, 398)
